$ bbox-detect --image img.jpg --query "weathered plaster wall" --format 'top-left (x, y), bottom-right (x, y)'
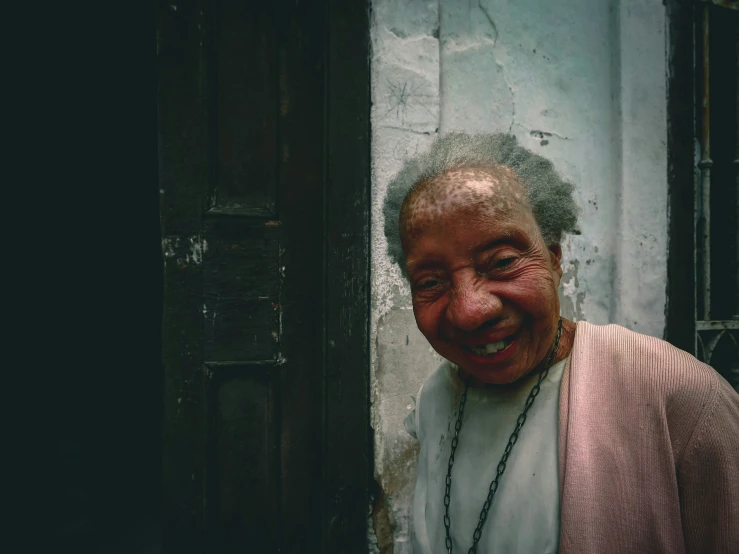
top-left (369, 1), bottom-right (667, 550)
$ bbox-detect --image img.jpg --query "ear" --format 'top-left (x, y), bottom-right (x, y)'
top-left (548, 243), bottom-right (563, 278)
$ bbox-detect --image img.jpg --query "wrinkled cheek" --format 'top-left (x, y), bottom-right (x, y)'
top-left (513, 281), bottom-right (558, 314)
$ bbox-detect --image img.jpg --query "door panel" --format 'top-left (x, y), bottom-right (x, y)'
top-left (213, 0), bottom-right (278, 215)
top-left (158, 0), bottom-right (370, 552)
top-left (208, 365), bottom-right (278, 552)
top-left (202, 218), bottom-right (281, 362)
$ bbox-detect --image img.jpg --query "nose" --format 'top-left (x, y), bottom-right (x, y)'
top-left (445, 275), bottom-right (503, 332)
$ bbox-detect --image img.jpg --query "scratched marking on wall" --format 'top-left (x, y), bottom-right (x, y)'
top-left (380, 79), bottom-right (437, 126)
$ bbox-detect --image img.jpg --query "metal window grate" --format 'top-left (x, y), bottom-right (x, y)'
top-left (694, 0), bottom-right (739, 390)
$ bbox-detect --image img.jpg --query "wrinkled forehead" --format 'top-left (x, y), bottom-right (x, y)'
top-left (400, 166), bottom-right (530, 233)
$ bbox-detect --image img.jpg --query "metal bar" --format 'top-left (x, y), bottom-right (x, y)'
top-left (734, 19), bottom-right (739, 319)
top-left (699, 329), bottom-right (726, 364)
top-left (696, 319), bottom-right (739, 330)
top-left (697, 332), bottom-right (706, 361)
top-left (699, 2), bottom-right (713, 320)
top-left (694, 4), bottom-right (700, 357)
top-left (708, 0), bottom-right (739, 12)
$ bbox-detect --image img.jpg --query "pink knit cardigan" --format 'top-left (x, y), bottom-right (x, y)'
top-left (559, 322), bottom-right (739, 553)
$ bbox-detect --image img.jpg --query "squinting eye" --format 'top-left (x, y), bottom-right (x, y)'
top-left (494, 257), bottom-right (516, 268)
top-left (417, 279), bottom-right (439, 290)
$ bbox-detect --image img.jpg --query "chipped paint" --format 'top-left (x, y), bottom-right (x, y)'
top-left (188, 238), bottom-right (203, 264)
top-left (161, 237), bottom-right (179, 258)
top-left (161, 235), bottom-right (206, 267)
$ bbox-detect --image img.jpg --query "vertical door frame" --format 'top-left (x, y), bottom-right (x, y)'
top-left (324, 0), bottom-right (372, 550)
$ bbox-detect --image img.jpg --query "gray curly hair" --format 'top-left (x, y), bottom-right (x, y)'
top-left (383, 132), bottom-right (580, 275)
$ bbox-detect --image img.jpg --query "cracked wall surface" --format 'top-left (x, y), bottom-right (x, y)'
top-left (369, 1), bottom-right (667, 550)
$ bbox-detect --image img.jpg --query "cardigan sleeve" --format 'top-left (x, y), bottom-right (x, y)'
top-left (678, 372), bottom-right (739, 553)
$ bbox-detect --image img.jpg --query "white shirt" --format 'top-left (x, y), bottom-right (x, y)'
top-left (405, 357), bottom-right (568, 553)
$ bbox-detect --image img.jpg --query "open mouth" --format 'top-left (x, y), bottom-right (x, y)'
top-left (463, 333), bottom-right (516, 357)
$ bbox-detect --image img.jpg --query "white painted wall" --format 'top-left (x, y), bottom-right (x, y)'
top-left (369, 0), bottom-right (668, 550)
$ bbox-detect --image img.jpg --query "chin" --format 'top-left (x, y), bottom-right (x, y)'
top-left (472, 365), bottom-right (529, 386)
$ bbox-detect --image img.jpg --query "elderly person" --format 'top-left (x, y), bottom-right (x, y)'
top-left (384, 132), bottom-right (739, 553)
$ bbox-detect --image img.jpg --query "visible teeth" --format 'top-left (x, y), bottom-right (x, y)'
top-left (485, 341), bottom-right (505, 353)
top-left (471, 339), bottom-right (509, 356)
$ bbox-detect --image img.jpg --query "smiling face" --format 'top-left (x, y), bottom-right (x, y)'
top-left (401, 167), bottom-right (564, 385)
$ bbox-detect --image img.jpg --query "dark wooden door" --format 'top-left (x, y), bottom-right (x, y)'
top-left (157, 1), bottom-right (370, 552)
